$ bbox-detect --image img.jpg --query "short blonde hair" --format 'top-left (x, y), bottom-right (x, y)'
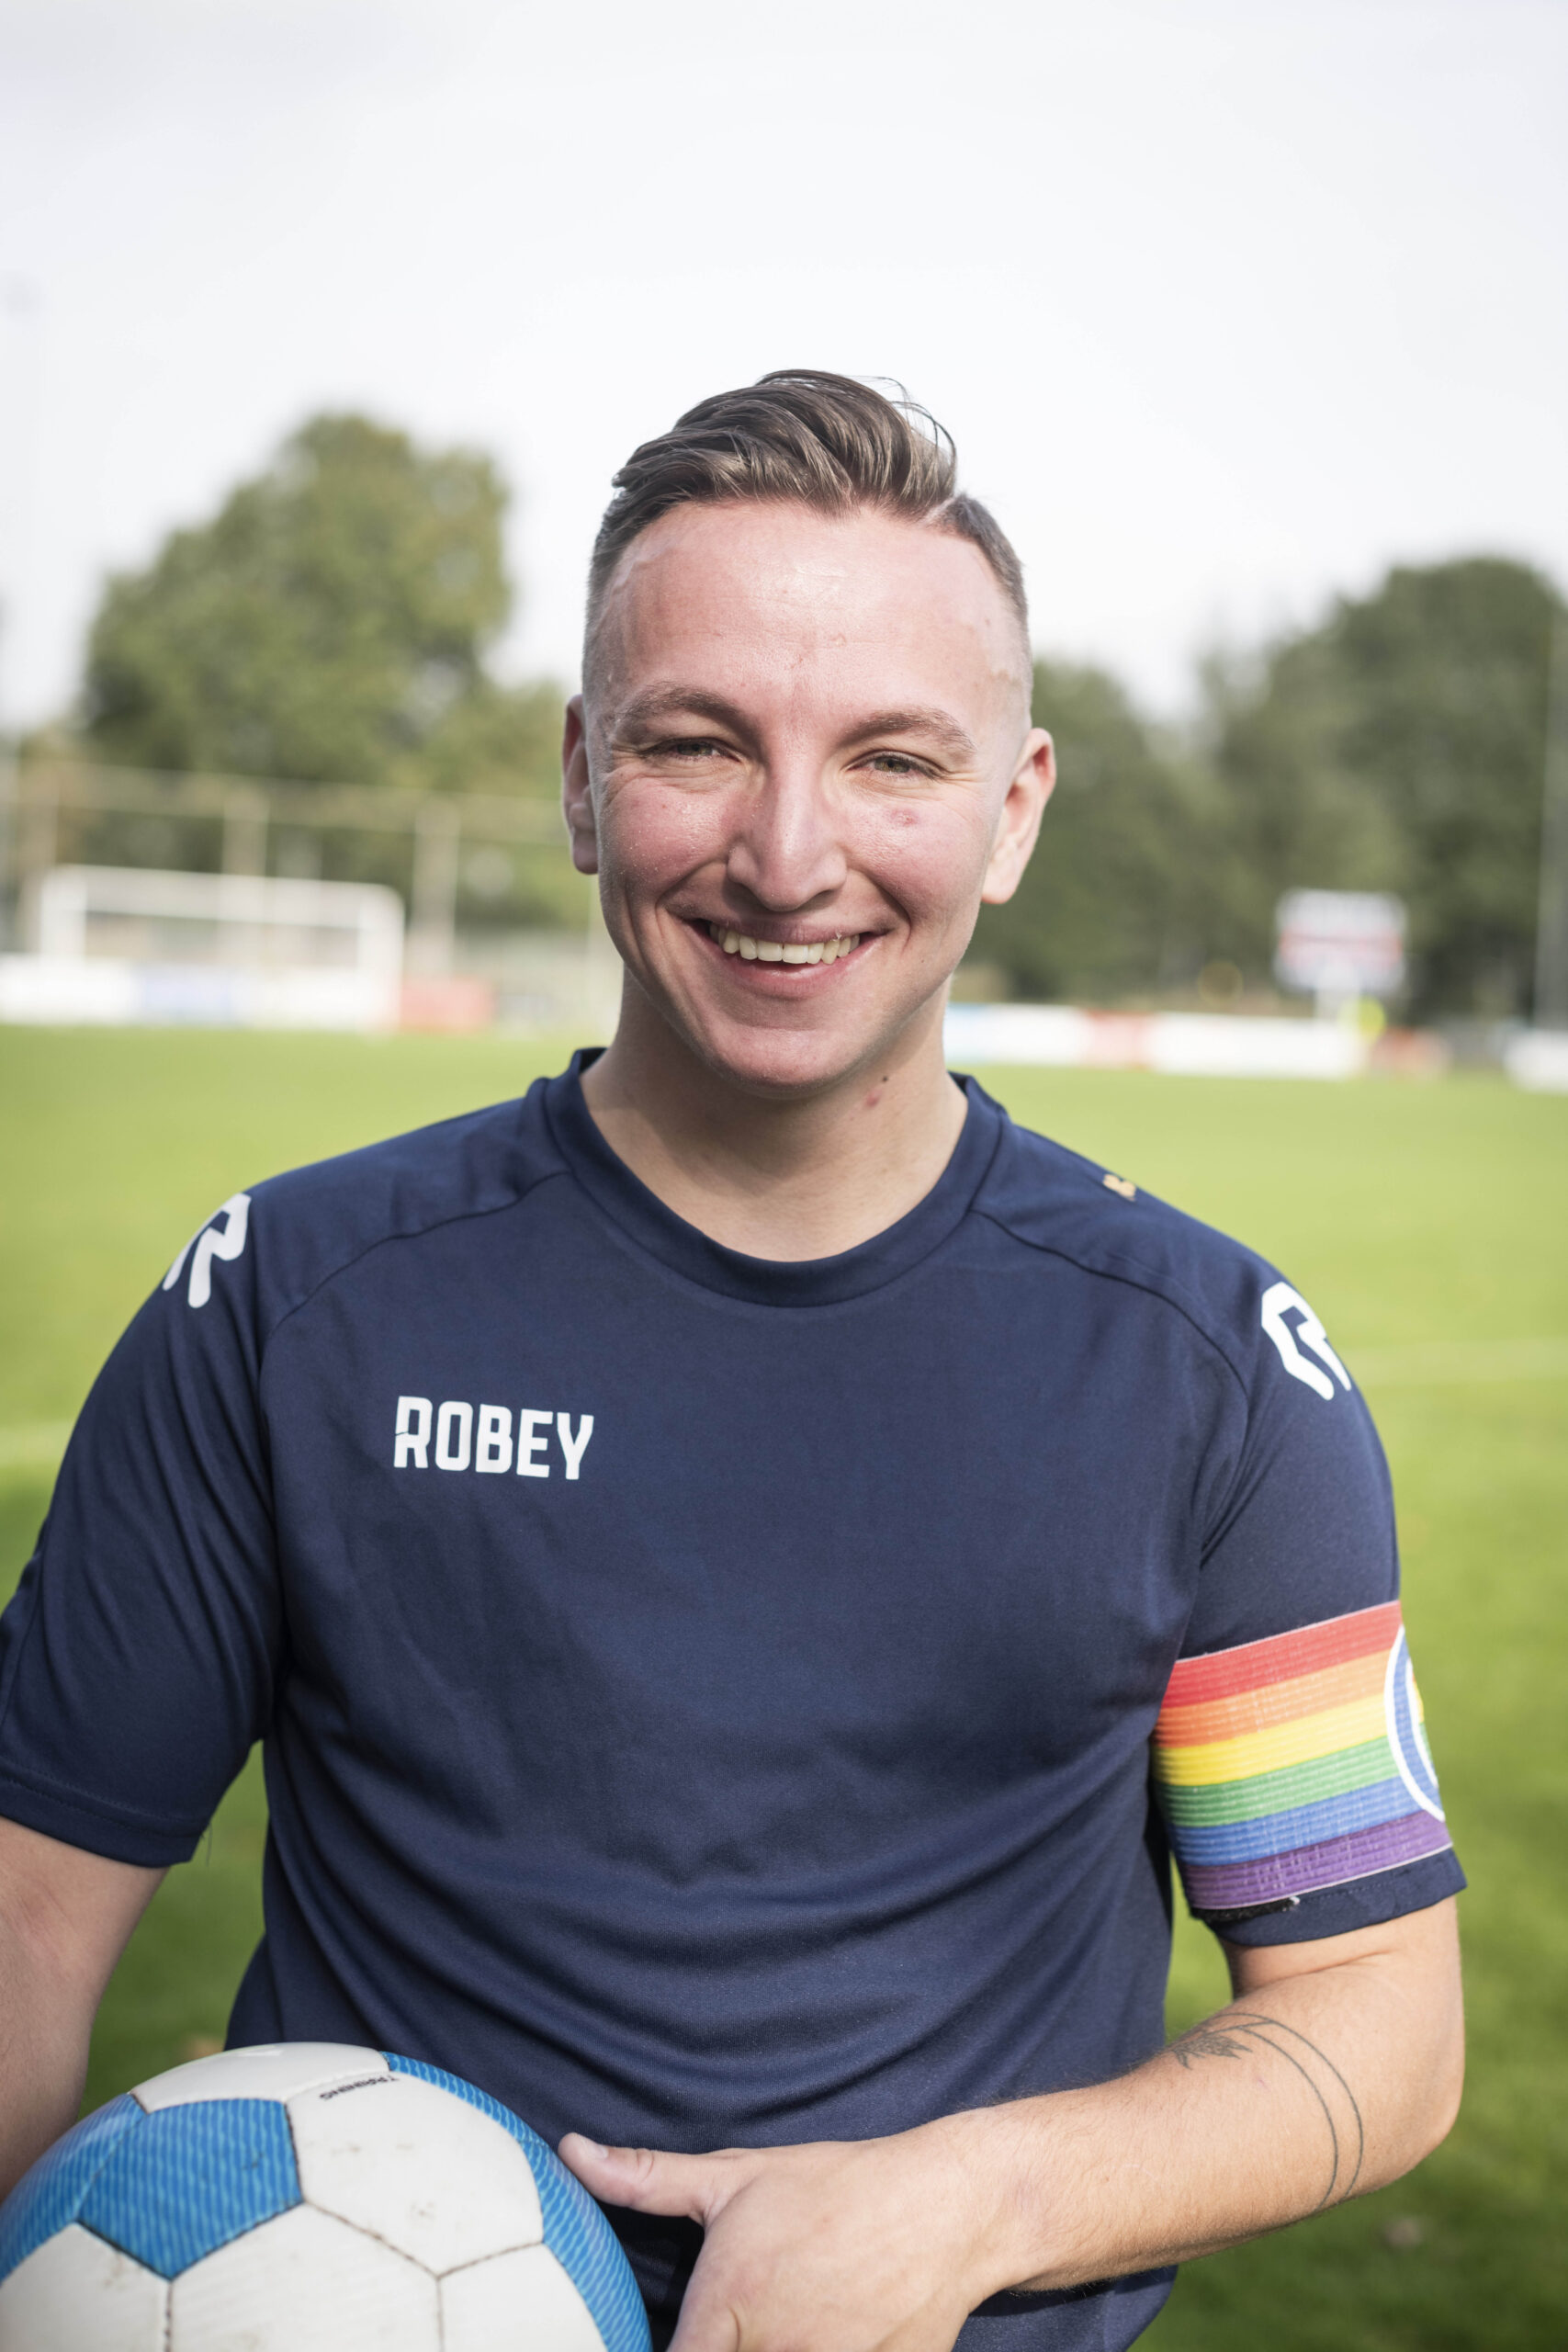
top-left (585, 369), bottom-right (1027, 665)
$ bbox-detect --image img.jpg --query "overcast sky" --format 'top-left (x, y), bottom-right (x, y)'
top-left (1, 0), bottom-right (1564, 729)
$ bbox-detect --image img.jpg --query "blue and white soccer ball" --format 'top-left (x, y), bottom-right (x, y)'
top-left (0, 2043), bottom-right (651, 2352)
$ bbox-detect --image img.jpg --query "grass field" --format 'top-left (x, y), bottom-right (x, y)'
top-left (2, 1027), bottom-right (1564, 2348)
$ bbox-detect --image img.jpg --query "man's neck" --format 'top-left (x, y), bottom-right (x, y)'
top-left (579, 989), bottom-right (970, 1261)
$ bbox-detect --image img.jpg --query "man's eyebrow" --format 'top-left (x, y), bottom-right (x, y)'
top-left (613, 687), bottom-right (750, 737)
top-left (844, 709), bottom-right (978, 760)
top-left (607, 691), bottom-right (978, 761)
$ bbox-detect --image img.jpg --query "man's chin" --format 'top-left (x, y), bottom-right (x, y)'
top-left (674, 995), bottom-right (939, 1103)
top-left (691, 1027), bottom-right (871, 1102)
top-left (615, 946), bottom-right (950, 1102)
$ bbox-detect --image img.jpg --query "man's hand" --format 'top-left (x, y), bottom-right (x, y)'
top-left (561, 1900), bottom-right (1462, 2352)
top-left (560, 2121), bottom-right (998, 2352)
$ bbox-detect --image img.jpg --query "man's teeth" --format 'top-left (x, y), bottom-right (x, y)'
top-left (705, 925), bottom-right (861, 965)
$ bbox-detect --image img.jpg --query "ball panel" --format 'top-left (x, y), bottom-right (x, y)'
top-left (81, 2100), bottom-right (299, 2278)
top-left (526, 2158), bottom-right (651, 2352)
top-left (169, 2204), bottom-right (438, 2352)
top-left (0, 2221), bottom-right (167, 2351)
top-left (384, 2054), bottom-right (551, 2157)
top-left (442, 2245), bottom-right (605, 2352)
top-left (134, 2043), bottom-right (386, 2113)
top-left (382, 2057), bottom-right (649, 2352)
top-left (0, 2096), bottom-right (142, 2290)
top-left (289, 2075), bottom-right (542, 2272)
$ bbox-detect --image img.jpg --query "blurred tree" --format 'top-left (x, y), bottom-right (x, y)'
top-left (78, 413), bottom-right (562, 797)
top-left (1205, 558), bottom-right (1560, 1016)
top-left (412, 676), bottom-right (564, 800)
top-left (969, 660), bottom-right (1220, 1002)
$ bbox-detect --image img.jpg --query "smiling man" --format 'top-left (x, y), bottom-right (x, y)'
top-left (0, 373), bottom-right (1463, 2352)
top-left (561, 437), bottom-right (1046, 1258)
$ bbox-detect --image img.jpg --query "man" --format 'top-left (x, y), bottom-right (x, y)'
top-left (0, 372), bottom-right (1462, 2352)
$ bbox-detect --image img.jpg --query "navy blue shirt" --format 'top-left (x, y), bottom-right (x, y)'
top-left (0, 1060), bottom-right (1461, 2349)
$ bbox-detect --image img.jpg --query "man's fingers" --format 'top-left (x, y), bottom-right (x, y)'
top-left (558, 2133), bottom-right (730, 2222)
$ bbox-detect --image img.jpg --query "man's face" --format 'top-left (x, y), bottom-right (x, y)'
top-left (565, 500), bottom-right (1053, 1098)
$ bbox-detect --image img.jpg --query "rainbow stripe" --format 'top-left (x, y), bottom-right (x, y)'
top-left (1154, 1600), bottom-right (1450, 1916)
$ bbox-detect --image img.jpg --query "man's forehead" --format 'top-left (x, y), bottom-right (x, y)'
top-left (590, 501), bottom-right (1029, 714)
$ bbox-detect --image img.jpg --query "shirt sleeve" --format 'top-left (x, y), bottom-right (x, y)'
top-left (0, 1193), bottom-right (279, 1866)
top-left (1153, 1275), bottom-right (1464, 1947)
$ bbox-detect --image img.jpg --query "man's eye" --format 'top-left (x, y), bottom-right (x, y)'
top-left (652, 737), bottom-right (727, 760)
top-left (863, 752), bottom-right (927, 776)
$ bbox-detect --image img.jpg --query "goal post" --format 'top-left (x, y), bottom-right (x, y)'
top-left (1, 865), bottom-right (404, 1031)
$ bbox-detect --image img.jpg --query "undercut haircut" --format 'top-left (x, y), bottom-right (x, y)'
top-left (584, 369), bottom-right (1028, 671)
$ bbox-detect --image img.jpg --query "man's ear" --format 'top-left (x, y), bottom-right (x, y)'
top-left (562, 695), bottom-right (599, 876)
top-left (980, 729), bottom-right (1055, 906)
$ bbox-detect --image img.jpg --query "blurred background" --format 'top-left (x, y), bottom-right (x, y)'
top-left (0, 2), bottom-right (1564, 2346)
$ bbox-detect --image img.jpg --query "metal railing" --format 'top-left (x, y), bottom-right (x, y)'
top-left (0, 755), bottom-right (575, 975)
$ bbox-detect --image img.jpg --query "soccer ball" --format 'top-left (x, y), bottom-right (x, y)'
top-left (0, 2043), bottom-right (651, 2352)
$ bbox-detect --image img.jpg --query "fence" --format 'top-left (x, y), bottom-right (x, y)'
top-left (0, 755), bottom-right (629, 1034)
top-left (0, 754), bottom-right (587, 973)
top-left (0, 752), bottom-right (629, 1034)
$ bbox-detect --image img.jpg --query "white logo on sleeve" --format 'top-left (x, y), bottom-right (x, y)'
top-left (393, 1396), bottom-right (594, 1480)
top-left (1260, 1280), bottom-right (1352, 1401)
top-left (164, 1193), bottom-right (252, 1309)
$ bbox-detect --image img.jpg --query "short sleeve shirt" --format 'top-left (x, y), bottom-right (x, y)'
top-left (0, 1062), bottom-right (1462, 2351)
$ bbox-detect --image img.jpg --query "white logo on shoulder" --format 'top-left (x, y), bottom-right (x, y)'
top-left (164, 1193), bottom-right (252, 1309)
top-left (1260, 1280), bottom-right (1351, 1401)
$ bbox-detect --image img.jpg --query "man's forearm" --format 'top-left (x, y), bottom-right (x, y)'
top-left (0, 1820), bottom-right (164, 2202)
top-left (562, 1902), bottom-right (1463, 2351)
top-left (954, 1901), bottom-right (1464, 2297)
top-left (0, 1928), bottom-right (96, 2200)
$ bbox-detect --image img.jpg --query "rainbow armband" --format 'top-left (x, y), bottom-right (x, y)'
top-left (1154, 1600), bottom-right (1451, 1918)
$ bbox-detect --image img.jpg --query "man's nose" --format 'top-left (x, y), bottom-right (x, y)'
top-left (725, 765), bottom-right (849, 910)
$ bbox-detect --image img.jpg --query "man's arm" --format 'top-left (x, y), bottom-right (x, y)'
top-left (0, 1816), bottom-right (164, 2200)
top-left (562, 1898), bottom-right (1462, 2352)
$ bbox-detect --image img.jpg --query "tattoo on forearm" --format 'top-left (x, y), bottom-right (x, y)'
top-left (1168, 2010), bottom-right (1365, 2209)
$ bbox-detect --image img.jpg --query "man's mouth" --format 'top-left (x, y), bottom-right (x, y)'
top-left (700, 922), bottom-right (862, 966)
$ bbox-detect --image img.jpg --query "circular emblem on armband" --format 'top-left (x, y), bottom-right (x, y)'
top-left (1383, 1629), bottom-right (1444, 1820)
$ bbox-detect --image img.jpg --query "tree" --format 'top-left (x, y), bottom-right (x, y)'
top-left (1206, 558), bottom-right (1560, 1016)
top-left (79, 413), bottom-right (560, 797)
top-left (970, 660), bottom-right (1220, 1002)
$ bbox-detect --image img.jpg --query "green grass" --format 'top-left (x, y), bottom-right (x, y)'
top-left (1, 1032), bottom-right (1564, 2346)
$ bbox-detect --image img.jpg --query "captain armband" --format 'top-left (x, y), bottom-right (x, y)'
top-left (1153, 1600), bottom-right (1451, 1924)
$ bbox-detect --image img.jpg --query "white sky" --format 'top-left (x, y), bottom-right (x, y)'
top-left (1, 0), bottom-right (1564, 728)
